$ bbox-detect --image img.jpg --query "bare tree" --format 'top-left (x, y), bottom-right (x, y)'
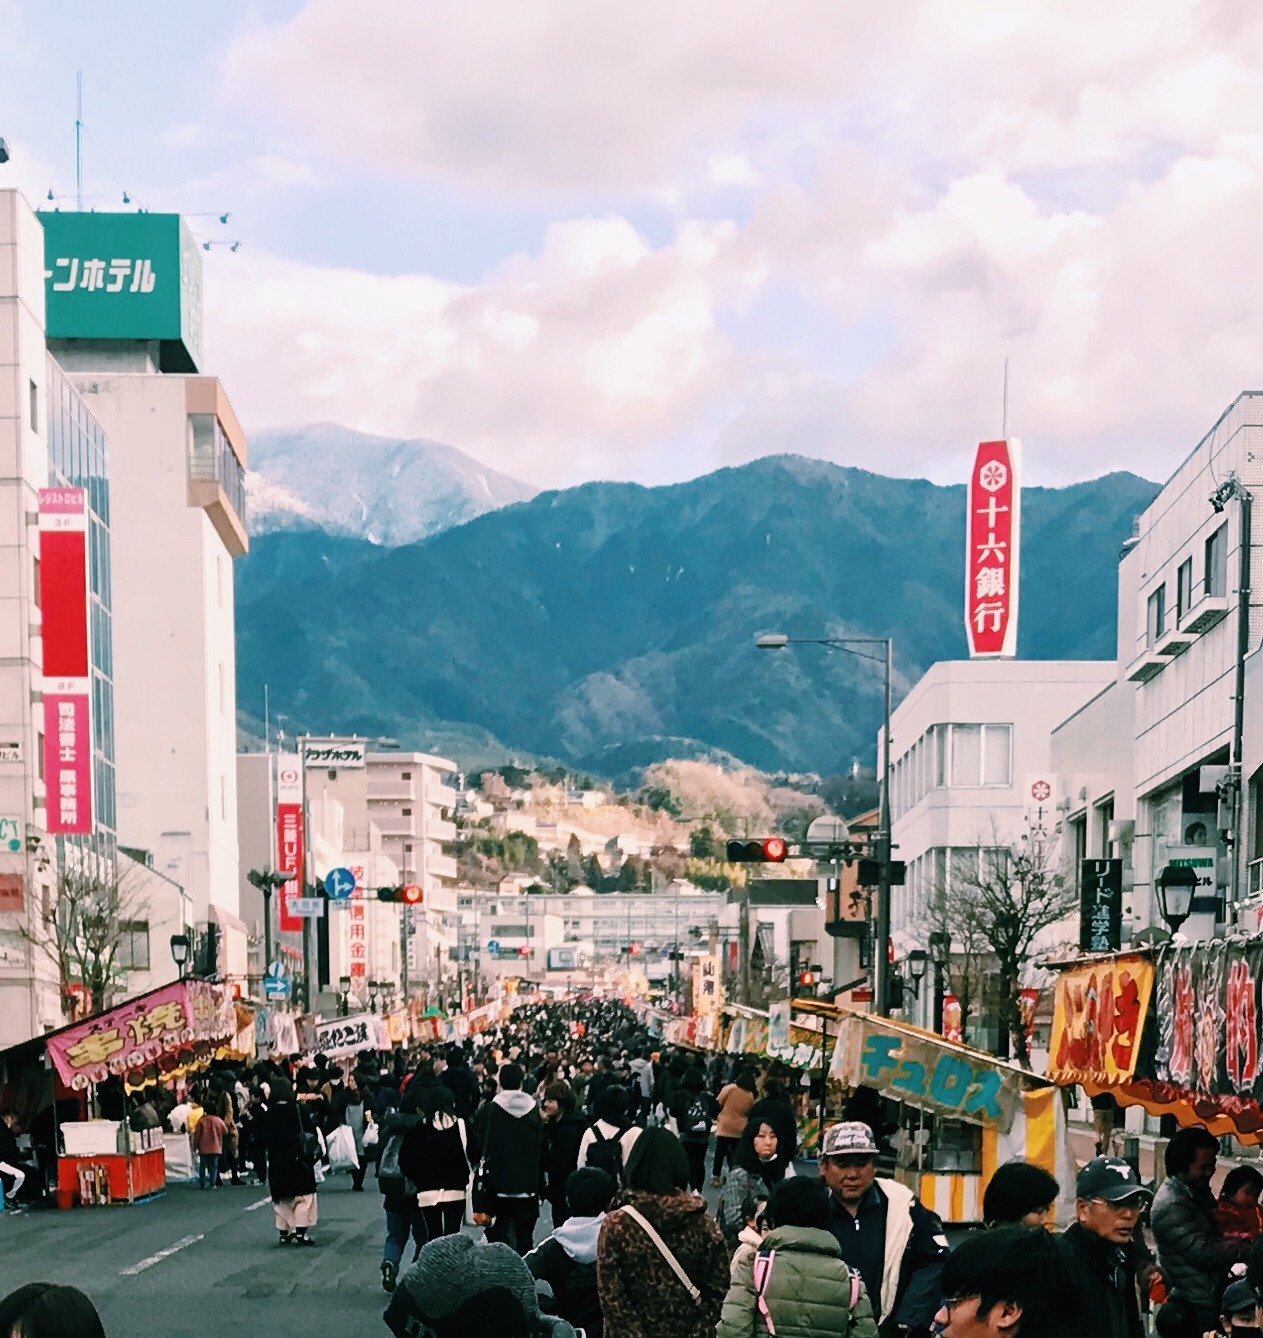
top-left (922, 877), bottom-right (992, 1043)
top-left (924, 817), bottom-right (1075, 1066)
top-left (22, 847), bottom-right (148, 1018)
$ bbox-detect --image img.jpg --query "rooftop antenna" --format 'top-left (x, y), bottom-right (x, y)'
top-left (1002, 355), bottom-right (1010, 439)
top-left (75, 71), bottom-right (83, 211)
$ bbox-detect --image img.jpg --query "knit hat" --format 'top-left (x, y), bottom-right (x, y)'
top-left (982, 1160), bottom-right (1060, 1224)
top-left (387, 1234), bottom-right (579, 1338)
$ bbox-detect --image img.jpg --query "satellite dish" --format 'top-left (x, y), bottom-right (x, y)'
top-left (806, 815), bottom-right (851, 844)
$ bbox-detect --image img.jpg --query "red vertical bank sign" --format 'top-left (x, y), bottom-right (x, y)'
top-left (39, 488), bottom-right (94, 834)
top-left (276, 758), bottom-right (305, 933)
top-left (965, 439), bottom-right (1021, 658)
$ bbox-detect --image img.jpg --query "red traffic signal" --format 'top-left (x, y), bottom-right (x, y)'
top-left (628, 942), bottom-right (642, 956)
top-left (725, 837), bottom-right (788, 863)
top-left (518, 946), bottom-right (529, 958)
top-left (376, 884), bottom-right (424, 904)
top-left (797, 970), bottom-right (816, 987)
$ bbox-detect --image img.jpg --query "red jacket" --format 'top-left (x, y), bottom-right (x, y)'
top-left (193, 1114), bottom-right (226, 1155)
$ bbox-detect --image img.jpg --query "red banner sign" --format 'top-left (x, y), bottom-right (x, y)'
top-left (276, 756), bottom-right (304, 934)
top-left (965, 439), bottom-right (1021, 657)
top-left (39, 488), bottom-right (94, 835)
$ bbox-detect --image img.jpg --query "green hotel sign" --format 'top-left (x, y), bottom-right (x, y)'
top-left (41, 212), bottom-right (203, 372)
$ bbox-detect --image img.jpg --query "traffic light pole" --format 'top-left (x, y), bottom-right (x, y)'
top-left (874, 637), bottom-right (893, 1017)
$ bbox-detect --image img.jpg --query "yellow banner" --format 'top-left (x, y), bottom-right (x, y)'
top-left (1048, 956), bottom-right (1154, 1086)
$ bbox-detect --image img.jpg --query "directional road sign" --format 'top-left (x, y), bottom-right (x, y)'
top-left (325, 867), bottom-right (356, 901)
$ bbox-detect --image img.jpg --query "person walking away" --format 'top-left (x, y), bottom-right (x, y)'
top-left (718, 1176), bottom-right (879, 1338)
top-left (264, 1076), bottom-right (319, 1246)
top-left (541, 1081), bottom-right (589, 1229)
top-left (934, 1225), bottom-right (1071, 1338)
top-left (442, 1045), bottom-right (482, 1122)
top-left (596, 1126), bottom-right (728, 1338)
top-left (717, 1108), bottom-right (798, 1251)
top-left (1055, 1155), bottom-right (1149, 1338)
top-left (982, 1160), bottom-right (1061, 1228)
top-left (401, 1081), bottom-right (471, 1242)
top-left (341, 1073), bottom-right (369, 1192)
top-left (238, 1086), bottom-right (269, 1186)
top-left (385, 1233), bottom-right (580, 1338)
top-left (470, 1062), bottom-right (544, 1255)
top-left (376, 1087), bottom-right (427, 1293)
top-left (578, 1086), bottom-right (641, 1199)
top-left (193, 1102), bottom-right (226, 1189)
top-left (1216, 1167), bottom-right (1263, 1243)
top-left (712, 1069), bottom-right (758, 1186)
top-left (526, 1167), bottom-right (615, 1338)
top-left (819, 1121), bottom-right (948, 1336)
top-left (671, 1066), bottom-right (718, 1193)
top-left (1152, 1127), bottom-right (1253, 1333)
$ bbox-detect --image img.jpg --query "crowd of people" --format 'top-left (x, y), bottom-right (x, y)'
top-left (11, 997), bottom-right (1263, 1338)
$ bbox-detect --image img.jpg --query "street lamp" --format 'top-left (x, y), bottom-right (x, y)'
top-left (757, 630), bottom-right (895, 1015)
top-left (906, 948), bottom-right (928, 994)
top-left (247, 868), bottom-right (292, 977)
top-left (1156, 865), bottom-right (1198, 936)
top-left (929, 931), bottom-right (950, 1034)
top-left (169, 933), bottom-right (191, 979)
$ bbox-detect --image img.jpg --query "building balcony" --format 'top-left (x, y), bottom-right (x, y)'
top-left (424, 779), bottom-right (458, 809)
top-left (368, 777), bottom-right (417, 801)
top-left (1154, 624), bottom-right (1196, 657)
top-left (425, 852), bottom-right (459, 883)
top-left (426, 817), bottom-right (457, 843)
top-left (1125, 647), bottom-right (1166, 683)
top-left (1179, 593), bottom-right (1230, 635)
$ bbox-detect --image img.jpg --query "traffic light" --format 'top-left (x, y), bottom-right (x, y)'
top-left (725, 837), bottom-right (788, 863)
top-left (856, 859), bottom-right (907, 886)
top-left (376, 884), bottom-right (423, 904)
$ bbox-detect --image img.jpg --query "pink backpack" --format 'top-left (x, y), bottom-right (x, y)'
top-left (751, 1248), bottom-right (863, 1336)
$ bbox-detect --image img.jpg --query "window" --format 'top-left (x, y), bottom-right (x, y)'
top-left (404, 843), bottom-right (413, 852)
top-left (1206, 524), bottom-right (1228, 598)
top-left (401, 807), bottom-right (412, 817)
top-left (933, 723), bottom-right (1011, 787)
top-left (117, 920), bottom-right (150, 972)
top-left (29, 380), bottom-right (37, 433)
top-left (1069, 815), bottom-right (1087, 893)
top-left (933, 725), bottom-right (947, 786)
top-left (950, 725), bottom-right (981, 786)
top-left (982, 725), bottom-right (1012, 785)
top-left (1177, 558), bottom-right (1193, 624)
top-left (401, 771), bottom-right (412, 780)
top-left (1147, 585), bottom-right (1166, 645)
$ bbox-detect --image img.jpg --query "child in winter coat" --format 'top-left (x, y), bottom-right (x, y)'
top-left (718, 1177), bottom-right (879, 1338)
top-left (526, 1167), bottom-right (615, 1338)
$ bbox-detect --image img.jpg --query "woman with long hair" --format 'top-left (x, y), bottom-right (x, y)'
top-left (596, 1127), bottom-right (728, 1338)
top-left (264, 1076), bottom-right (319, 1246)
top-left (715, 1106), bottom-right (797, 1251)
top-left (400, 1080), bottom-right (472, 1241)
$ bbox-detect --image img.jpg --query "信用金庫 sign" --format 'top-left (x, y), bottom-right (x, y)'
top-left (965, 438), bottom-right (1021, 658)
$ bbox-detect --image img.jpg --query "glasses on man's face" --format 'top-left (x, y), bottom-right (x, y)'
top-left (932, 1296), bottom-right (979, 1335)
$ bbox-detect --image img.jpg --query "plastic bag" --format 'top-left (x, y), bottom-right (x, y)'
top-left (362, 1121), bottom-right (379, 1150)
top-left (327, 1124), bottom-right (359, 1173)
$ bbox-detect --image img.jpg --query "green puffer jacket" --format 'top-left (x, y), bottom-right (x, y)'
top-left (717, 1225), bottom-right (880, 1338)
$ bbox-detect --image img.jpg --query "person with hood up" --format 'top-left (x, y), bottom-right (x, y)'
top-left (527, 1167), bottom-right (615, 1338)
top-left (471, 1062), bottom-right (545, 1255)
top-left (577, 1085), bottom-right (641, 1196)
top-left (401, 1081), bottom-right (472, 1242)
top-left (716, 1105), bottom-right (798, 1251)
top-left (596, 1126), bottom-right (728, 1338)
top-left (385, 1231), bottom-right (580, 1338)
top-left (264, 1076), bottom-right (319, 1246)
top-left (441, 1044), bottom-right (482, 1122)
top-left (717, 1176), bottom-right (879, 1338)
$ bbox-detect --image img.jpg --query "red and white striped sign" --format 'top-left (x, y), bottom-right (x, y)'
top-left (965, 439), bottom-right (1021, 657)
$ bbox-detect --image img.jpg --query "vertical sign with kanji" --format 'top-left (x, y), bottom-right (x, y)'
top-left (276, 758), bottom-right (304, 934)
top-left (39, 488), bottom-right (94, 834)
top-left (965, 439), bottom-right (1021, 657)
top-left (1079, 858), bottom-right (1123, 954)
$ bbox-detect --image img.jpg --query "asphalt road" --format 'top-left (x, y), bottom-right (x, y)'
top-left (1, 1176), bottom-right (406, 1337)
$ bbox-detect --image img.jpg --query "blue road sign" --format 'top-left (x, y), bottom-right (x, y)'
top-left (325, 867), bottom-right (356, 901)
top-left (487, 939), bottom-right (501, 956)
top-left (263, 977), bottom-right (290, 1000)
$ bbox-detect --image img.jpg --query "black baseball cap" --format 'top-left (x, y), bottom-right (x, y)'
top-left (1076, 1156), bottom-right (1151, 1204)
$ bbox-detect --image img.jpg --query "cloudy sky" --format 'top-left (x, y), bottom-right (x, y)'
top-left (3, 1), bottom-right (1262, 489)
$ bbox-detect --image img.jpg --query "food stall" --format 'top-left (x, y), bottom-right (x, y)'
top-left (1048, 941), bottom-right (1263, 1141)
top-left (0, 977), bottom-right (243, 1207)
top-left (821, 1002), bottom-right (1074, 1225)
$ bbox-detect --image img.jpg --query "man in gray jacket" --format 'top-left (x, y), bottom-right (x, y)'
top-left (1151, 1126), bottom-right (1251, 1331)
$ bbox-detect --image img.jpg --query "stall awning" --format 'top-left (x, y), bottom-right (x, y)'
top-left (1048, 942), bottom-right (1263, 1143)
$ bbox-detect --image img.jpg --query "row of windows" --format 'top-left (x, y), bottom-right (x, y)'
top-left (892, 723), bottom-right (1014, 819)
top-left (1147, 524), bottom-right (1227, 645)
top-left (894, 846), bottom-right (1009, 927)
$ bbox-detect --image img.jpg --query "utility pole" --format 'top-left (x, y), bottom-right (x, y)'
top-left (874, 637), bottom-right (893, 1016)
top-left (738, 884), bottom-right (752, 1005)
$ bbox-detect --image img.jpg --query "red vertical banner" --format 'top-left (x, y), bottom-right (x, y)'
top-left (965, 439), bottom-right (1021, 657)
top-left (39, 487), bottom-right (94, 835)
top-left (276, 757), bottom-right (304, 933)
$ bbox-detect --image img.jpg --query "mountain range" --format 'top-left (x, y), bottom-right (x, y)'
top-left (245, 423), bottom-right (538, 546)
top-left (234, 443), bottom-right (1159, 777)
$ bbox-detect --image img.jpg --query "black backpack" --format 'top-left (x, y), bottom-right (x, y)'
top-left (584, 1126), bottom-right (624, 1189)
top-left (375, 1115), bottom-right (419, 1197)
top-left (683, 1094), bottom-right (712, 1136)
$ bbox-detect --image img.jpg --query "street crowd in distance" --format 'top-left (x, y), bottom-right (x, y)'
top-left (6, 998), bottom-right (1263, 1338)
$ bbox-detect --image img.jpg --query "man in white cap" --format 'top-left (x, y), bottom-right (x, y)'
top-left (819, 1121), bottom-right (949, 1337)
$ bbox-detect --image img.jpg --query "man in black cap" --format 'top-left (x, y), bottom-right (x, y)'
top-left (1056, 1156), bottom-right (1149, 1338)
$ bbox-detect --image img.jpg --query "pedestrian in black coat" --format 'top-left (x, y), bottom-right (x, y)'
top-left (440, 1046), bottom-right (481, 1122)
top-left (265, 1078), bottom-right (319, 1246)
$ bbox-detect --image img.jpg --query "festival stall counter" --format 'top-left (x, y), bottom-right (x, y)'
top-left (1048, 941), bottom-right (1263, 1142)
top-left (0, 977), bottom-right (244, 1207)
top-left (816, 1001), bottom-right (1074, 1226)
